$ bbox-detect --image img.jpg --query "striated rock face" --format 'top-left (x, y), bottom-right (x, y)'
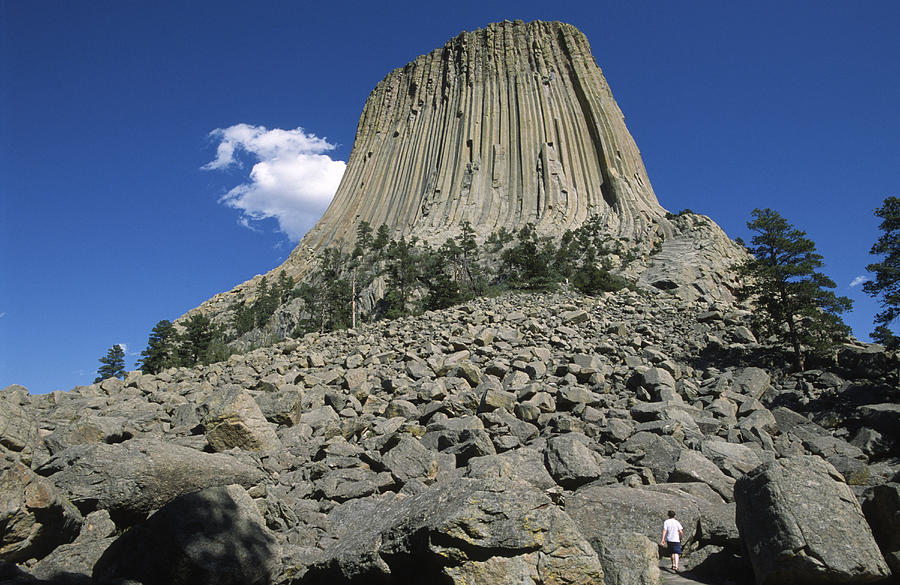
top-left (305, 20), bottom-right (666, 250)
top-left (188, 20), bottom-right (724, 323)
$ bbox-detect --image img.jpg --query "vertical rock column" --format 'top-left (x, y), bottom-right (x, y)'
top-left (301, 20), bottom-right (667, 251)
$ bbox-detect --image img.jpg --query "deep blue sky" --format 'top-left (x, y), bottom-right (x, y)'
top-left (2, 1), bottom-right (898, 393)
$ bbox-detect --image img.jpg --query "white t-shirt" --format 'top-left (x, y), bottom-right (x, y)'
top-left (663, 518), bottom-right (683, 542)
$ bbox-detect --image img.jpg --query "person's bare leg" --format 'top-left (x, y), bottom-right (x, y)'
top-left (673, 552), bottom-right (680, 571)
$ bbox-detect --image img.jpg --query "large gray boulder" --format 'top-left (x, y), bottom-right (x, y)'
top-left (36, 438), bottom-right (264, 520)
top-left (381, 436), bottom-right (444, 485)
top-left (595, 531), bottom-right (661, 585)
top-left (466, 447), bottom-right (557, 491)
top-left (0, 463), bottom-right (82, 563)
top-left (42, 416), bottom-right (130, 456)
top-left (198, 386), bottom-right (282, 451)
top-left (669, 449), bottom-right (736, 501)
top-left (93, 485), bottom-right (280, 585)
top-left (863, 483), bottom-right (900, 578)
top-left (735, 456), bottom-right (890, 584)
top-left (700, 439), bottom-right (767, 479)
top-left (545, 433), bottom-right (605, 489)
top-left (0, 400), bottom-right (37, 463)
top-left (302, 477), bottom-right (603, 584)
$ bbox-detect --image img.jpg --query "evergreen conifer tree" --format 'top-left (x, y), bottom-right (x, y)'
top-left (499, 224), bottom-right (559, 290)
top-left (177, 313), bottom-right (216, 366)
top-left (355, 221), bottom-right (374, 255)
top-left (737, 208), bottom-right (852, 370)
top-left (232, 302), bottom-right (255, 336)
top-left (275, 270), bottom-right (295, 303)
top-left (253, 276), bottom-right (280, 326)
top-left (382, 236), bottom-right (420, 318)
top-left (138, 320), bottom-right (177, 374)
top-left (863, 196), bottom-right (900, 349)
top-left (372, 224), bottom-right (391, 257)
top-left (95, 344), bottom-right (126, 382)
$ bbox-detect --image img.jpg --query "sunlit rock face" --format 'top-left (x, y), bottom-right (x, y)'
top-left (188, 20), bottom-right (746, 323)
top-left (303, 19), bottom-right (667, 250)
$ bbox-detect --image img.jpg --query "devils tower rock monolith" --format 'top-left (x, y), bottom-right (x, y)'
top-left (190, 20), bottom-right (744, 321)
top-left (303, 20), bottom-right (666, 250)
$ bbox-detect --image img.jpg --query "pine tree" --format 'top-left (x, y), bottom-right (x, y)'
top-left (95, 344), bottom-right (126, 382)
top-left (138, 320), bottom-right (177, 374)
top-left (177, 313), bottom-right (216, 366)
top-left (372, 224), bottom-right (391, 257)
top-left (382, 236), bottom-right (420, 318)
top-left (349, 224), bottom-right (377, 329)
top-left (737, 208), bottom-right (852, 370)
top-left (499, 224), bottom-right (559, 290)
top-left (232, 302), bottom-right (255, 336)
top-left (421, 242), bottom-right (465, 311)
top-left (355, 221), bottom-right (374, 255)
top-left (294, 248), bottom-right (353, 335)
top-left (275, 270), bottom-right (296, 303)
top-left (253, 276), bottom-right (280, 326)
top-left (863, 196), bottom-right (900, 349)
top-left (456, 221), bottom-right (484, 295)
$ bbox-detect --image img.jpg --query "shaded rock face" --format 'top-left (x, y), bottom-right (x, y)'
top-left (306, 20), bottom-right (665, 251)
top-left (734, 456), bottom-right (890, 585)
top-left (0, 463), bottom-right (81, 563)
top-left (93, 485), bottom-right (280, 585)
top-left (863, 483), bottom-right (900, 578)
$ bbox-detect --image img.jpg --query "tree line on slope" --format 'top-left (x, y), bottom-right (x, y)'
top-left (94, 197), bottom-right (899, 381)
top-left (264, 217), bottom-right (633, 337)
top-left (113, 218), bottom-right (633, 377)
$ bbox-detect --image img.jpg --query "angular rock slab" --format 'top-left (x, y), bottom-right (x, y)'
top-left (595, 531), bottom-right (662, 585)
top-left (198, 386), bottom-right (282, 452)
top-left (0, 401), bottom-right (37, 456)
top-left (381, 436), bottom-right (442, 484)
top-left (303, 477), bottom-right (603, 584)
top-left (36, 438), bottom-right (264, 520)
top-left (0, 463), bottom-right (82, 563)
top-left (466, 447), bottom-right (557, 491)
top-left (545, 433), bottom-right (605, 489)
top-left (735, 456), bottom-right (890, 584)
top-left (93, 485), bottom-right (280, 585)
top-left (863, 482), bottom-right (900, 579)
top-left (670, 449), bottom-right (736, 502)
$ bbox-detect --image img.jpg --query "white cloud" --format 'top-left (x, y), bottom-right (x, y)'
top-left (203, 124), bottom-right (346, 241)
top-left (849, 275), bottom-right (870, 288)
top-left (0, 312), bottom-right (6, 319)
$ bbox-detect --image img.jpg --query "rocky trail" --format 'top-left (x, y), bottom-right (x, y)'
top-left (660, 568), bottom-right (717, 585)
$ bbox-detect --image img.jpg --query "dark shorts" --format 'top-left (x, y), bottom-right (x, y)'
top-left (667, 541), bottom-right (682, 554)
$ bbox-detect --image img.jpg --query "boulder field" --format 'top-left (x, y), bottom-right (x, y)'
top-left (2, 288), bottom-right (898, 584)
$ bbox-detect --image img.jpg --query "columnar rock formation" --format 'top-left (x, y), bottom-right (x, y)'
top-left (303, 20), bottom-right (667, 250)
top-left (190, 21), bottom-right (748, 322)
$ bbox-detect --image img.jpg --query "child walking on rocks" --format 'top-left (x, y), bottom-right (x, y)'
top-left (661, 510), bottom-right (684, 572)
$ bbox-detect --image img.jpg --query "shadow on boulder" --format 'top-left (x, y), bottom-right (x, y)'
top-left (92, 485), bottom-right (280, 585)
top-left (1, 561), bottom-right (90, 585)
